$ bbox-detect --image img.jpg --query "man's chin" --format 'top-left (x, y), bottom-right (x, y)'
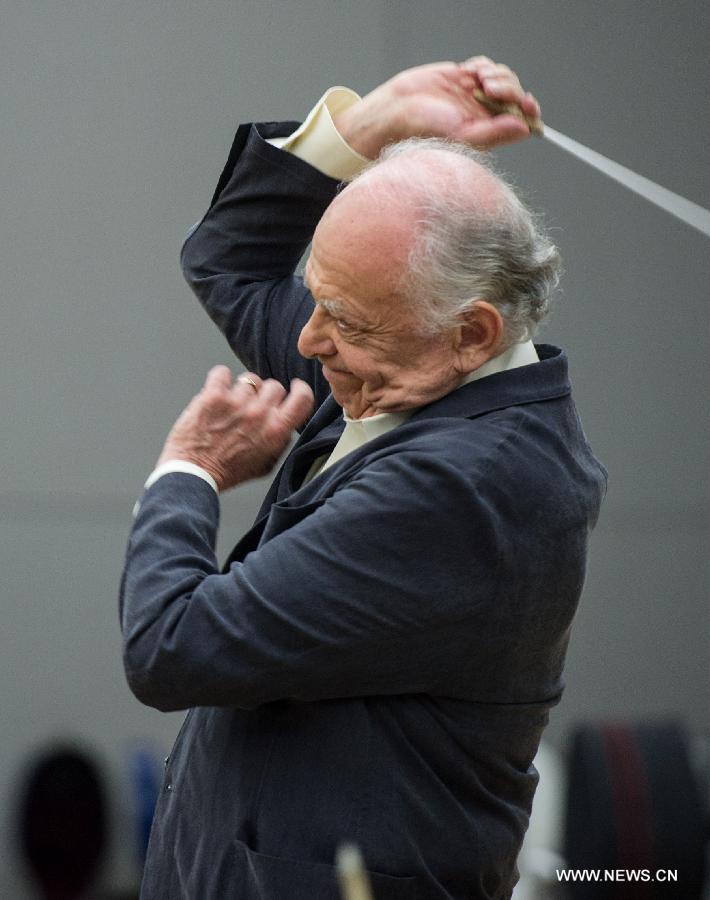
top-left (329, 385), bottom-right (353, 409)
top-left (323, 366), bottom-right (358, 395)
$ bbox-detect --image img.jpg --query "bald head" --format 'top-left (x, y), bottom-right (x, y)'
top-left (334, 136), bottom-right (561, 343)
top-left (315, 142), bottom-right (509, 312)
top-left (346, 142), bottom-right (506, 217)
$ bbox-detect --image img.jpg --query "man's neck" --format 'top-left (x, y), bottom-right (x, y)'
top-left (343, 340), bottom-right (540, 421)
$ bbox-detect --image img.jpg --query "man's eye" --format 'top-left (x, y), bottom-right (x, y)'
top-left (335, 320), bottom-right (356, 334)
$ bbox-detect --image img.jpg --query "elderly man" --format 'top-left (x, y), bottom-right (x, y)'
top-left (120, 57), bottom-right (606, 899)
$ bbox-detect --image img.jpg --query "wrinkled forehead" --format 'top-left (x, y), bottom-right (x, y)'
top-left (310, 183), bottom-right (417, 271)
top-left (308, 150), bottom-right (502, 293)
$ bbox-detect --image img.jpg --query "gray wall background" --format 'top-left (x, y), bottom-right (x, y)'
top-left (2, 1), bottom-right (707, 894)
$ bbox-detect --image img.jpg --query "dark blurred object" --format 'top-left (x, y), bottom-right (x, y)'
top-left (18, 744), bottom-right (108, 899)
top-left (564, 720), bottom-right (706, 899)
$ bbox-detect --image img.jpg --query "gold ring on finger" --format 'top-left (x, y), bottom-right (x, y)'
top-left (237, 376), bottom-right (259, 393)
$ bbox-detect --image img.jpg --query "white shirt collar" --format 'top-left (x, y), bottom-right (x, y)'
top-left (342, 339), bottom-right (539, 430)
top-left (458, 338), bottom-right (539, 385)
top-left (313, 341), bottom-right (539, 477)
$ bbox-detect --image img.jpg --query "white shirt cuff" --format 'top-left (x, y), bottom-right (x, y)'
top-left (268, 86), bottom-right (370, 181)
top-left (133, 461), bottom-right (219, 517)
top-left (144, 460), bottom-right (219, 493)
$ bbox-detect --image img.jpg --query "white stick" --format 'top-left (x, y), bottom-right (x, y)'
top-left (542, 125), bottom-right (710, 239)
top-left (336, 843), bottom-right (374, 900)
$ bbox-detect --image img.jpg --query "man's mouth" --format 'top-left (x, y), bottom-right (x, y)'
top-left (322, 364), bottom-right (350, 379)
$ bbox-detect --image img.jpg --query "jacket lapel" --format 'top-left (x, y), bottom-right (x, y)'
top-left (222, 346), bottom-right (570, 571)
top-left (222, 396), bottom-right (344, 571)
top-left (276, 396), bottom-right (344, 499)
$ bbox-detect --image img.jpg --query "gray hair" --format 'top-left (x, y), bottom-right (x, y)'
top-left (351, 138), bottom-right (561, 344)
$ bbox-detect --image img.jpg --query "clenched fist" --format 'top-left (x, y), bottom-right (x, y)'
top-left (157, 366), bottom-right (314, 491)
top-left (333, 56), bottom-right (541, 159)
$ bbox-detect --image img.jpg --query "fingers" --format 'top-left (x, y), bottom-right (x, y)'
top-left (458, 114), bottom-right (532, 149)
top-left (203, 364), bottom-right (234, 392)
top-left (203, 367), bottom-right (270, 399)
top-left (277, 379), bottom-right (315, 430)
top-left (460, 55), bottom-right (494, 70)
top-left (204, 370), bottom-right (308, 421)
top-left (460, 57), bottom-right (519, 95)
top-left (247, 377), bottom-right (288, 413)
top-left (476, 64), bottom-right (524, 106)
top-left (459, 56), bottom-right (541, 124)
top-left (231, 371), bottom-right (262, 399)
top-left (246, 379), bottom-right (314, 465)
top-left (520, 91), bottom-right (541, 120)
top-left (200, 370), bottom-right (292, 431)
top-left (230, 374), bottom-right (313, 435)
top-left (160, 370), bottom-right (315, 491)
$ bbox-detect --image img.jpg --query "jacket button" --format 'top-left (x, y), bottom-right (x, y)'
top-left (164, 756), bottom-right (170, 768)
top-left (166, 783), bottom-right (173, 792)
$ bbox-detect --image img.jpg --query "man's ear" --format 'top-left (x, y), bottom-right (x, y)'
top-left (452, 300), bottom-right (505, 374)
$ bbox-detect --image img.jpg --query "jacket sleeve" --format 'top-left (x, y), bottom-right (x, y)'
top-left (119, 459), bottom-right (506, 712)
top-left (180, 122), bottom-right (339, 408)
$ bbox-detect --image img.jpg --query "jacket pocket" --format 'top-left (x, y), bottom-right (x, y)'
top-left (232, 837), bottom-right (419, 899)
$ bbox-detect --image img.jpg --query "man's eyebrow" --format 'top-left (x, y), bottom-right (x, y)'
top-left (318, 297), bottom-right (348, 318)
top-left (303, 266), bottom-right (342, 313)
top-left (304, 267), bottom-right (363, 323)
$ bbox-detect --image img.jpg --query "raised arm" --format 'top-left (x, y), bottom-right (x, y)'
top-left (181, 58), bottom-right (540, 408)
top-left (181, 121), bottom-right (340, 407)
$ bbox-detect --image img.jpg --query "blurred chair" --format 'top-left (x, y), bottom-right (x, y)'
top-left (17, 744), bottom-right (107, 899)
top-left (564, 720), bottom-right (707, 899)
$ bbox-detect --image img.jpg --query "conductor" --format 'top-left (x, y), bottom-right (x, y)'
top-left (120, 56), bottom-right (606, 898)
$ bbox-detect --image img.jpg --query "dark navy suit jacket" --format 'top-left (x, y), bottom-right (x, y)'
top-left (120, 122), bottom-right (607, 898)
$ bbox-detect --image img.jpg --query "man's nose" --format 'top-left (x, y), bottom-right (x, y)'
top-left (297, 306), bottom-right (336, 359)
